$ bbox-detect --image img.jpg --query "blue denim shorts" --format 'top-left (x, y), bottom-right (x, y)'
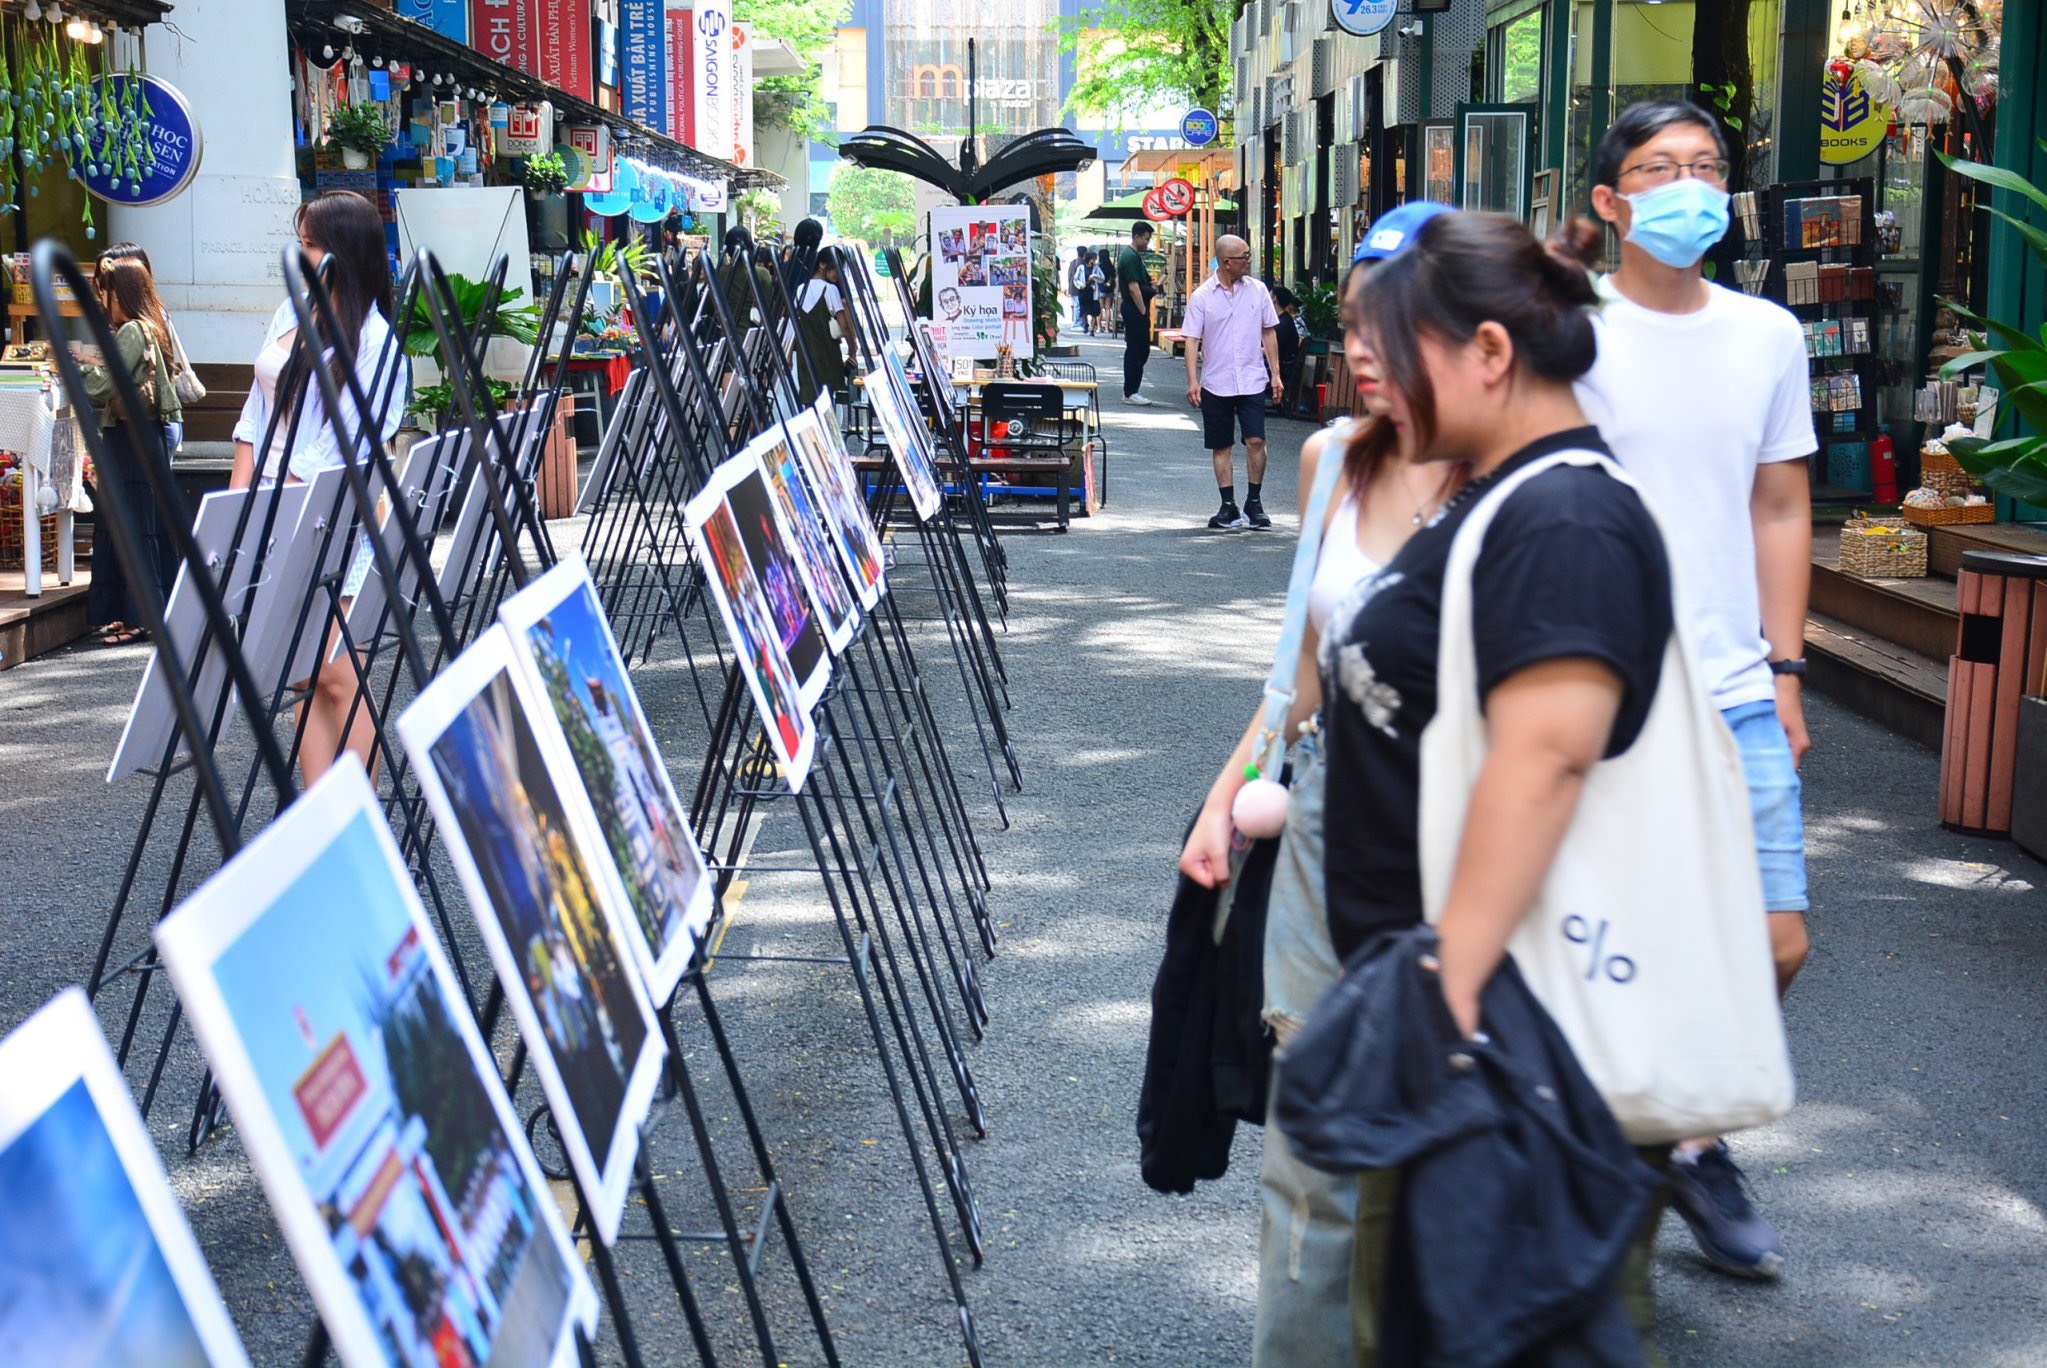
top-left (1723, 700), bottom-right (1809, 914)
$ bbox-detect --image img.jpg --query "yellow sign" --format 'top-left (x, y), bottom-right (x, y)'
top-left (1819, 71), bottom-right (1888, 166)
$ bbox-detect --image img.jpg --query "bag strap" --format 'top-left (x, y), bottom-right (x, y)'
top-left (1251, 421), bottom-right (1351, 778)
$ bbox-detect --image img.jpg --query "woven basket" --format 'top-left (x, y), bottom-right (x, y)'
top-left (1901, 501), bottom-right (1997, 527)
top-left (0, 476), bottom-right (57, 571)
top-left (1839, 517), bottom-right (1928, 578)
top-left (1920, 448), bottom-right (1977, 497)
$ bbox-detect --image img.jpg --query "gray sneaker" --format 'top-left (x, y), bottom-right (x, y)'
top-left (1668, 1142), bottom-right (1786, 1279)
top-left (1124, 392), bottom-right (1156, 407)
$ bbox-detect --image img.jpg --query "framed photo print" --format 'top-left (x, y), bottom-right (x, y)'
top-left (0, 988), bottom-right (250, 1367)
top-left (1528, 168), bottom-right (1560, 242)
top-left (704, 446), bottom-right (832, 708)
top-left (748, 424), bottom-right (860, 654)
top-left (861, 364), bottom-right (944, 523)
top-left (497, 555), bottom-right (716, 1004)
top-left (154, 760), bottom-right (599, 1367)
top-left (789, 402), bottom-right (886, 610)
top-left (397, 630), bottom-right (668, 1247)
top-left (682, 459), bottom-right (818, 791)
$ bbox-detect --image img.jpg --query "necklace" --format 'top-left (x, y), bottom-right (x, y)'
top-left (1400, 464), bottom-right (1460, 526)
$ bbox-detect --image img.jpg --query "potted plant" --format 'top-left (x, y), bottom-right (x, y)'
top-left (524, 150), bottom-right (569, 199)
top-left (1936, 149), bottom-right (2047, 854)
top-left (408, 377), bottom-right (517, 431)
top-left (404, 272), bottom-right (544, 384)
top-left (326, 101), bottom-right (391, 171)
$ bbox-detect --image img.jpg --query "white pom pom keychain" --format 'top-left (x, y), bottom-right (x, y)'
top-left (1231, 759), bottom-right (1291, 839)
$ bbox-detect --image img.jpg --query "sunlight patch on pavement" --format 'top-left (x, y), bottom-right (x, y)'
top-left (1893, 856), bottom-right (2035, 893)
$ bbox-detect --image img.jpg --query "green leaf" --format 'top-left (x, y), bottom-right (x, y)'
top-left (1938, 150), bottom-right (2047, 220)
top-left (1939, 350), bottom-right (2006, 379)
top-left (1944, 298), bottom-right (2045, 355)
top-left (1979, 204), bottom-right (2047, 272)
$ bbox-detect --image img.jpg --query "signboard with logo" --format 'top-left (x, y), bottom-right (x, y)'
top-left (732, 24), bottom-right (754, 168)
top-left (564, 123), bottom-right (611, 190)
top-left (80, 75), bottom-right (202, 208)
top-left (536, 0), bottom-right (593, 103)
top-left (620, 0), bottom-right (666, 132)
top-left (503, 102), bottom-right (553, 156)
top-left (396, 0), bottom-right (469, 42)
top-left (928, 204), bottom-right (1033, 360)
top-left (1180, 108), bottom-right (1217, 147)
top-left (1819, 68), bottom-right (1887, 165)
top-left (690, 0), bottom-right (733, 162)
top-left (684, 175), bottom-right (728, 213)
top-left (470, 0), bottom-right (537, 73)
top-left (1330, 0), bottom-right (1396, 37)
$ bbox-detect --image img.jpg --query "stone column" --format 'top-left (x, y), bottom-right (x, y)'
top-left (108, 0), bottom-right (302, 365)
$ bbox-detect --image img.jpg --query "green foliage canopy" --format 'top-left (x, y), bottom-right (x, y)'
top-left (736, 0), bottom-right (853, 142)
top-left (1057, 0), bottom-right (1230, 124)
top-left (827, 163), bottom-right (918, 248)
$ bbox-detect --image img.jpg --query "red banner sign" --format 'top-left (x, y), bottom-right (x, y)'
top-left (470, 0), bottom-right (537, 74)
top-left (536, 0), bottom-right (593, 102)
top-left (293, 1033), bottom-right (368, 1152)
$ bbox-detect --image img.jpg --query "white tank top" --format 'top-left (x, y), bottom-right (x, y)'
top-left (1307, 489), bottom-right (1381, 633)
top-left (252, 332), bottom-right (293, 481)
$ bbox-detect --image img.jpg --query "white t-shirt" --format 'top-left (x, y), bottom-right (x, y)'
top-left (798, 279), bottom-right (842, 314)
top-left (1576, 283), bottom-right (1816, 711)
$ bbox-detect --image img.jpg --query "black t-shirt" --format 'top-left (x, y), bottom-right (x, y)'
top-left (1319, 428), bottom-right (1674, 960)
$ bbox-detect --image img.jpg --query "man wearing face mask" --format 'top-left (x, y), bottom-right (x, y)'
top-left (1576, 99), bottom-right (1816, 1283)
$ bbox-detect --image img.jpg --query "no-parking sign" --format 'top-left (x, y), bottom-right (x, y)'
top-left (1141, 187), bottom-right (1172, 222)
top-left (1157, 178), bottom-right (1195, 216)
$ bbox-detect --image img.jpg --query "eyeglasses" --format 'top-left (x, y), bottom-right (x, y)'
top-left (1220, 254), bottom-right (1252, 264)
top-left (1618, 157), bottom-right (1731, 188)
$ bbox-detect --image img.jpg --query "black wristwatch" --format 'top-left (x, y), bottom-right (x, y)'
top-left (1769, 658), bottom-right (1807, 679)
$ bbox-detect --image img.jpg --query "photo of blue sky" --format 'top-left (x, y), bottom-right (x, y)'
top-left (0, 1079), bottom-right (213, 1367)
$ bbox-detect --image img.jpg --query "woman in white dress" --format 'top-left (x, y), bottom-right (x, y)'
top-left (230, 191), bottom-right (406, 785)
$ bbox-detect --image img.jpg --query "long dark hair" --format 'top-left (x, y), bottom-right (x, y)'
top-left (283, 191), bottom-right (394, 426)
top-left (96, 257), bottom-right (172, 348)
top-left (1356, 212), bottom-right (1601, 453)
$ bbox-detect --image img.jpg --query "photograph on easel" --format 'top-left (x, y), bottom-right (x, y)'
top-left (752, 422), bottom-right (861, 654)
top-left (789, 402), bottom-right (886, 609)
top-left (498, 555), bottom-right (717, 1005)
top-left (398, 632), bottom-right (668, 1248)
top-left (154, 762), bottom-right (598, 1368)
top-left (863, 364), bottom-right (944, 523)
top-left (683, 455), bottom-right (819, 791)
top-left (0, 989), bottom-right (251, 1368)
top-left (722, 449), bottom-right (834, 706)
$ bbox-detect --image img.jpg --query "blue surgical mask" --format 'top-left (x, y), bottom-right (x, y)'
top-left (1622, 177), bottom-right (1731, 268)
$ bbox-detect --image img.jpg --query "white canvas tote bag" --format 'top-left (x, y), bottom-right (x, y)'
top-left (1419, 448), bottom-right (1795, 1144)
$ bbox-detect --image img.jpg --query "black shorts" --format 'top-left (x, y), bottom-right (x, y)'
top-left (1200, 388), bottom-right (1267, 449)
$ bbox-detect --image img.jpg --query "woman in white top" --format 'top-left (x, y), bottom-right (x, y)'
top-left (1177, 218), bottom-right (1463, 1368)
top-left (230, 191), bottom-right (407, 785)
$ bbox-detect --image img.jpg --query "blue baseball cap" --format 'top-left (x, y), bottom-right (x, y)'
top-left (1354, 201), bottom-right (1453, 262)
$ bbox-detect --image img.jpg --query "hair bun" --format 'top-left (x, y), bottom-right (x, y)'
top-left (1533, 216), bottom-right (1602, 307)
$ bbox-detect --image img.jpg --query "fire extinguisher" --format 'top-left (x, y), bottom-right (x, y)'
top-left (1870, 424), bottom-right (1898, 503)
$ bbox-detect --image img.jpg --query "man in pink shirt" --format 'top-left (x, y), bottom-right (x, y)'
top-left (1183, 235), bottom-right (1285, 529)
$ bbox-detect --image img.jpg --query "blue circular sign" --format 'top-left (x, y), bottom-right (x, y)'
top-left (80, 75), bottom-right (203, 208)
top-left (1330, 0), bottom-right (1397, 38)
top-left (1181, 108), bottom-right (1218, 147)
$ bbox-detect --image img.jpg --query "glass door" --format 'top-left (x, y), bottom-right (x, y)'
top-left (1454, 104), bottom-right (1533, 218)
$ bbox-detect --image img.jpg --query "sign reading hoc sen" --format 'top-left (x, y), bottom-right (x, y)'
top-left (81, 75), bottom-right (203, 208)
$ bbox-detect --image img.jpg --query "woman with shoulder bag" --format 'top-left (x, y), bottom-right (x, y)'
top-left (1308, 211), bottom-right (1789, 1361)
top-left (99, 243), bottom-right (205, 408)
top-left (80, 256), bottom-right (184, 646)
top-left (1177, 202), bottom-right (1459, 1368)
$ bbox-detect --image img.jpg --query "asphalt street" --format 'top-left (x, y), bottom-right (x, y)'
top-left (1, 328), bottom-right (2044, 1365)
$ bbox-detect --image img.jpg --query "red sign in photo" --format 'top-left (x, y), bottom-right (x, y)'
top-left (292, 1033), bottom-right (368, 1152)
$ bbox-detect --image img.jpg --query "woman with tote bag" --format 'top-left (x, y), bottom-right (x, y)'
top-left (1306, 210), bottom-right (1791, 1358)
top-left (1177, 202), bottom-right (1460, 1368)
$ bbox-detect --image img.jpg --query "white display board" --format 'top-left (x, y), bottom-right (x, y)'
top-left (394, 187), bottom-right (532, 287)
top-left (928, 204), bottom-right (1033, 360)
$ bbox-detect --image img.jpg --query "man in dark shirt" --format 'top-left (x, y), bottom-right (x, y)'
top-left (1118, 222), bottom-right (1157, 405)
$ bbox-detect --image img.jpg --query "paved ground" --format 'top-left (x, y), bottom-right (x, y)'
top-left (3, 328), bottom-right (2046, 1365)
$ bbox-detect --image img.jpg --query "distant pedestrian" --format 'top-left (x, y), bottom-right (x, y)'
top-left (1066, 246), bottom-right (1090, 329)
top-left (1270, 285), bottom-right (1303, 416)
top-left (1118, 222), bottom-right (1158, 404)
top-left (1087, 248), bottom-right (1110, 335)
top-left (1577, 97), bottom-right (1815, 1281)
top-left (794, 245), bottom-right (857, 402)
top-left (79, 255), bottom-right (184, 645)
top-left (1181, 235), bottom-right (1283, 530)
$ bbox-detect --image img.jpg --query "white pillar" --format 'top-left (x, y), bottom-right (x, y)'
top-left (108, 1), bottom-right (301, 365)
